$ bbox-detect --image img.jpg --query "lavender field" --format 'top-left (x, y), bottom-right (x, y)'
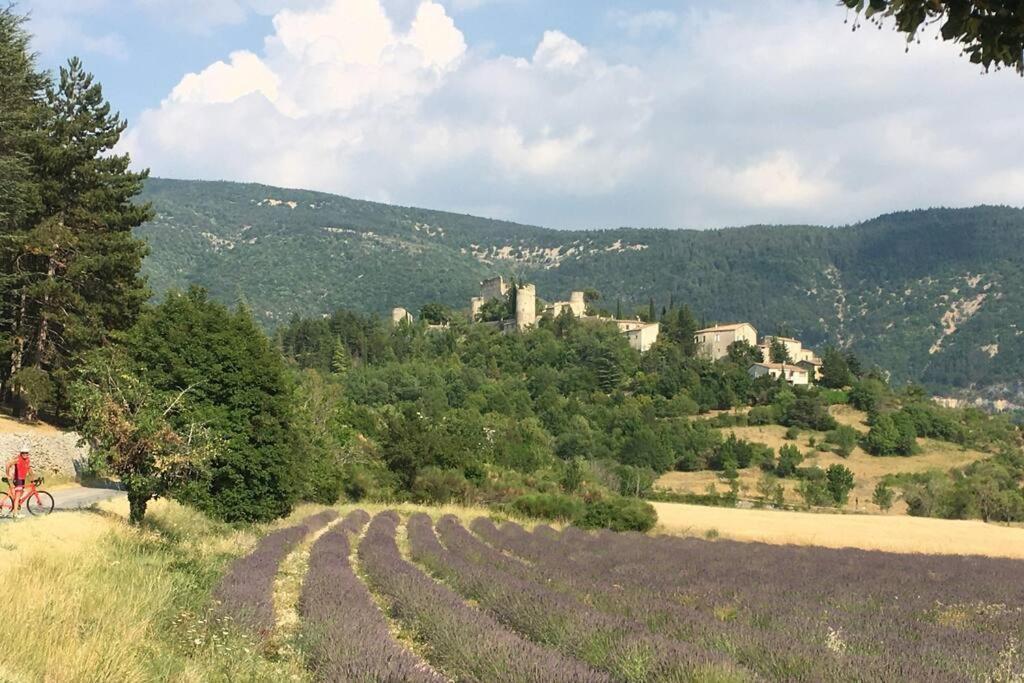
top-left (228, 509), bottom-right (1024, 682)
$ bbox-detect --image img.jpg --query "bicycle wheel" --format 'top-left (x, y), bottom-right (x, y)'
top-left (26, 491), bottom-right (54, 516)
top-left (0, 493), bottom-right (13, 518)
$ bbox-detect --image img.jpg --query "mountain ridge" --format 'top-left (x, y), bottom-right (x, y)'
top-left (135, 178), bottom-right (1024, 396)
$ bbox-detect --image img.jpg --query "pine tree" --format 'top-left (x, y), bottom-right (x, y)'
top-left (3, 55), bottom-right (150, 418)
top-left (615, 299), bottom-right (622, 319)
top-left (0, 9), bottom-right (47, 409)
top-left (331, 338), bottom-right (352, 375)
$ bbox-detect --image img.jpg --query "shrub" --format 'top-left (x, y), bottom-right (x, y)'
top-left (411, 467), bottom-right (474, 505)
top-left (825, 464), bottom-right (855, 506)
top-left (795, 465), bottom-right (826, 482)
top-left (775, 444), bottom-right (804, 478)
top-left (796, 479), bottom-right (830, 508)
top-left (747, 405), bottom-right (775, 426)
top-left (756, 472), bottom-right (785, 507)
top-left (784, 426), bottom-right (801, 441)
top-left (510, 493), bottom-right (585, 522)
top-left (865, 413), bottom-right (917, 456)
top-left (577, 496), bottom-right (657, 532)
top-left (780, 391), bottom-right (838, 431)
top-left (818, 389), bottom-right (849, 405)
top-left (828, 425), bottom-right (859, 457)
top-left (872, 482), bottom-right (895, 511)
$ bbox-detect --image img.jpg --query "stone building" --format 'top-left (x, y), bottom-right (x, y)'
top-left (695, 323), bottom-right (759, 361)
top-left (748, 362), bottom-right (809, 385)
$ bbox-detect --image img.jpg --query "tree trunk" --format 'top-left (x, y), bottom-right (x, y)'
top-left (34, 255), bottom-right (56, 365)
top-left (127, 488), bottom-right (150, 525)
top-left (4, 292), bottom-right (28, 404)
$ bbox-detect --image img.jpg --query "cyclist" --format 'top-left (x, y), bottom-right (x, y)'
top-left (5, 444), bottom-right (32, 519)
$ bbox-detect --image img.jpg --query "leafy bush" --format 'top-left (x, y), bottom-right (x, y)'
top-left (747, 405), bottom-right (775, 426)
top-left (827, 425), bottom-right (859, 457)
top-left (872, 482), bottom-right (895, 511)
top-left (510, 493), bottom-right (585, 522)
top-left (818, 389), bottom-right (849, 405)
top-left (775, 444), bottom-right (804, 478)
top-left (577, 496), bottom-right (657, 532)
top-left (864, 413), bottom-right (917, 456)
top-left (784, 426), bottom-right (800, 440)
top-left (825, 464), bottom-right (855, 506)
top-left (779, 391), bottom-right (837, 431)
top-left (796, 479), bottom-right (831, 508)
top-left (411, 467), bottom-right (474, 505)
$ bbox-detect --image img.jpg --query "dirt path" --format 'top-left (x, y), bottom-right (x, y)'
top-left (653, 501), bottom-right (1024, 559)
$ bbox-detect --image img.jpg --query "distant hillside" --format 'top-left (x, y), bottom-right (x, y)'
top-left (136, 178), bottom-right (1024, 395)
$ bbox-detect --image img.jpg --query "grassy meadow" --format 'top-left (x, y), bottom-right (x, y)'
top-left (656, 405), bottom-right (992, 513)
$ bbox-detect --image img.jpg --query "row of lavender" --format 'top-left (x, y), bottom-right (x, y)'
top-left (466, 517), bottom-right (1024, 681)
top-left (406, 512), bottom-right (746, 681)
top-left (213, 508), bottom-right (339, 635)
top-left (298, 510), bottom-right (443, 682)
top-left (356, 511), bottom-right (608, 682)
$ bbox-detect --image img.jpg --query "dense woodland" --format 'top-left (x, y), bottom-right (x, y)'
top-left (2, 8), bottom-right (1021, 528)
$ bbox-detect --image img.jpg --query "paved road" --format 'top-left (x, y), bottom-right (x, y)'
top-left (52, 485), bottom-right (125, 510)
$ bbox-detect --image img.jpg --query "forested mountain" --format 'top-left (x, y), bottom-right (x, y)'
top-left (137, 179), bottom-right (1024, 395)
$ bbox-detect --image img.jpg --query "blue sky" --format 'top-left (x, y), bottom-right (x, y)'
top-left (19, 0), bottom-right (1024, 230)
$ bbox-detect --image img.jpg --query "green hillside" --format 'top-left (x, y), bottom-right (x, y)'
top-left (137, 178), bottom-right (1024, 395)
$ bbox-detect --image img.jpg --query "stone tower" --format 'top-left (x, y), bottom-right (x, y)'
top-left (469, 297), bottom-right (484, 321)
top-left (515, 284), bottom-right (536, 330)
top-left (391, 307), bottom-right (412, 325)
top-left (569, 291), bottom-right (586, 317)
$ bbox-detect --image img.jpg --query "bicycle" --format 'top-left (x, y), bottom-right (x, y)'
top-left (0, 476), bottom-right (54, 518)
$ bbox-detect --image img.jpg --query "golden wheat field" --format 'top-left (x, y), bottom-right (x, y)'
top-left (652, 501), bottom-right (1024, 558)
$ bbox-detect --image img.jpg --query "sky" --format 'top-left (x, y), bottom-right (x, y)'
top-left (18, 0), bottom-right (1024, 230)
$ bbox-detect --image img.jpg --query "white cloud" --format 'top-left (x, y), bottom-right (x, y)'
top-left (169, 51), bottom-right (280, 105)
top-left (123, 0), bottom-right (1024, 230)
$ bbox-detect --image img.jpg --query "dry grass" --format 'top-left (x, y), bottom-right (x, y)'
top-left (652, 501), bottom-right (1024, 559)
top-left (0, 498), bottom-right (312, 682)
top-left (657, 406), bottom-right (990, 514)
top-left (0, 414), bottom-right (65, 436)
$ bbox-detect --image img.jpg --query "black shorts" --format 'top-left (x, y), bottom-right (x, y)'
top-left (12, 478), bottom-right (25, 488)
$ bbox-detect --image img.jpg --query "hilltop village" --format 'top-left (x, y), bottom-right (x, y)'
top-left (392, 276), bottom-right (662, 353)
top-left (392, 277), bottom-right (821, 382)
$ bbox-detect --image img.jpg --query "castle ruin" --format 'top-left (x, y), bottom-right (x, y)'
top-left (393, 276), bottom-right (660, 353)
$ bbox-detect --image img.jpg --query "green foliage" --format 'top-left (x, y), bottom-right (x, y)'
top-left (819, 346), bottom-right (852, 388)
top-left (69, 346), bottom-right (217, 524)
top-left (126, 289), bottom-right (302, 523)
top-left (1, 42), bottom-right (150, 418)
top-left (510, 492), bottom-right (584, 522)
top-left (841, 0), bottom-right (1024, 75)
top-left (872, 481), bottom-right (895, 511)
top-left (756, 472), bottom-right (785, 507)
top-left (775, 444), bottom-right (804, 478)
top-left (864, 412), bottom-right (917, 456)
top-left (411, 467), bottom-right (473, 505)
top-left (825, 464), bottom-right (855, 506)
top-left (768, 338), bottom-right (791, 364)
top-left (796, 478), bottom-right (831, 508)
top-left (779, 390), bottom-right (838, 431)
top-left (849, 378), bottom-right (889, 413)
top-left (894, 451), bottom-right (1024, 522)
top-left (828, 425), bottom-right (859, 457)
top-left (576, 496), bottom-right (658, 532)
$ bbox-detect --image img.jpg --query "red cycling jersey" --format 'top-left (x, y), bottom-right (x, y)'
top-left (14, 455), bottom-right (30, 481)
